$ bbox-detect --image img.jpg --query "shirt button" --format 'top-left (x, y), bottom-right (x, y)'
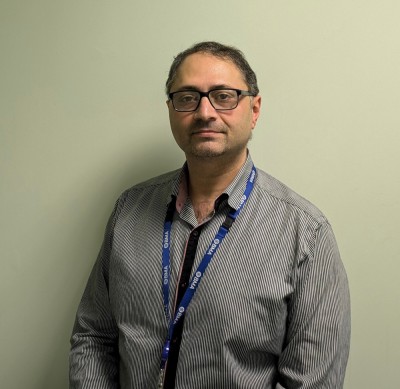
top-left (192, 230), bottom-right (199, 237)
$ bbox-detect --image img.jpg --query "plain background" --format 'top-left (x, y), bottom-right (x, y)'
top-left (1, 1), bottom-right (399, 388)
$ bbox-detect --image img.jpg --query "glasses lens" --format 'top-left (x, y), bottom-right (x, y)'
top-left (172, 91), bottom-right (200, 111)
top-left (171, 89), bottom-right (241, 111)
top-left (209, 89), bottom-right (239, 110)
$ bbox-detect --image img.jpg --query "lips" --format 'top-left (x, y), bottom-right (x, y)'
top-left (192, 129), bottom-right (221, 135)
top-left (189, 121), bottom-right (227, 137)
top-left (190, 125), bottom-right (225, 135)
top-left (191, 130), bottom-right (224, 139)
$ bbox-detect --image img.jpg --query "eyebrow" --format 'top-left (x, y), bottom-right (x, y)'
top-left (173, 84), bottom-right (235, 92)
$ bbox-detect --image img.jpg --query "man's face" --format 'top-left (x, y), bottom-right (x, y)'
top-left (167, 53), bottom-right (261, 162)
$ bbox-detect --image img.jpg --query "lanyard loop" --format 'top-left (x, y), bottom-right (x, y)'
top-left (160, 166), bottom-right (256, 370)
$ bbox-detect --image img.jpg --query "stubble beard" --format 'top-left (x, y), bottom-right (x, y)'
top-left (187, 121), bottom-right (228, 159)
top-left (187, 127), bottom-right (252, 160)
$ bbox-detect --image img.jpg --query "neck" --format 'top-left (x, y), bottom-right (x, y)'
top-left (186, 151), bottom-right (248, 205)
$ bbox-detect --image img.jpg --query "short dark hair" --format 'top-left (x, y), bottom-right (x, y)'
top-left (165, 41), bottom-right (259, 96)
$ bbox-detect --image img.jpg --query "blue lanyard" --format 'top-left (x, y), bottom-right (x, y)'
top-left (159, 166), bottom-right (256, 379)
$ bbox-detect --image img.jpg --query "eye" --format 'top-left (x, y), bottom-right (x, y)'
top-left (213, 90), bottom-right (236, 102)
top-left (176, 92), bottom-right (199, 104)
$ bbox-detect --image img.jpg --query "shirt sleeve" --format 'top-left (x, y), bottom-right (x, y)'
top-left (69, 196), bottom-right (125, 389)
top-left (277, 221), bottom-right (351, 388)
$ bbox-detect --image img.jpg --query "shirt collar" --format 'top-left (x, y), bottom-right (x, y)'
top-left (222, 153), bottom-right (255, 211)
top-left (169, 152), bottom-right (255, 212)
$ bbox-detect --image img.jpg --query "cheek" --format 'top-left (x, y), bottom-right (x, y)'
top-left (170, 113), bottom-right (192, 132)
top-left (169, 118), bottom-right (189, 146)
top-left (168, 109), bottom-right (176, 128)
top-left (232, 109), bottom-right (253, 132)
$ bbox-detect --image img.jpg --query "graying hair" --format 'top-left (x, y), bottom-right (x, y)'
top-left (165, 41), bottom-right (259, 96)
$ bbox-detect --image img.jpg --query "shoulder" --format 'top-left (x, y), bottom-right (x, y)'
top-left (113, 168), bottom-right (181, 215)
top-left (252, 168), bottom-right (340, 267)
top-left (121, 168), bottom-right (181, 198)
top-left (127, 168), bottom-right (181, 191)
top-left (254, 168), bottom-right (328, 227)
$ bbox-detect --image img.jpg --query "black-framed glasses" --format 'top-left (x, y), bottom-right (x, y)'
top-left (168, 88), bottom-right (255, 112)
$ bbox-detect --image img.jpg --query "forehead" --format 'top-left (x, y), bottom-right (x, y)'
top-left (172, 53), bottom-right (246, 90)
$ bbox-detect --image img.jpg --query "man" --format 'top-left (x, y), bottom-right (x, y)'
top-left (70, 41), bottom-right (350, 388)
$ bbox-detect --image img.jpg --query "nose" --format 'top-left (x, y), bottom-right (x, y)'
top-left (194, 95), bottom-right (217, 120)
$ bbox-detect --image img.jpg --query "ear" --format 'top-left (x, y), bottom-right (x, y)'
top-left (251, 95), bottom-right (261, 129)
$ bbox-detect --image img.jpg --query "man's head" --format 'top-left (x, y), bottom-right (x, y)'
top-left (166, 42), bottom-right (261, 163)
top-left (165, 41), bottom-right (259, 96)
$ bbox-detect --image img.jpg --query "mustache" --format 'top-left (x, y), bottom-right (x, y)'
top-left (190, 120), bottom-right (226, 133)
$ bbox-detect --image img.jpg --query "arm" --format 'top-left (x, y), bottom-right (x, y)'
top-left (69, 199), bottom-right (124, 389)
top-left (277, 221), bottom-right (351, 388)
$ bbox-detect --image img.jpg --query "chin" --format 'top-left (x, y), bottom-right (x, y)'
top-left (189, 146), bottom-right (226, 159)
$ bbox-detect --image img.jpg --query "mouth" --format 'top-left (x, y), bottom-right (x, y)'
top-left (192, 129), bottom-right (220, 134)
top-left (190, 121), bottom-right (226, 138)
top-left (191, 125), bottom-right (225, 134)
top-left (191, 130), bottom-right (224, 138)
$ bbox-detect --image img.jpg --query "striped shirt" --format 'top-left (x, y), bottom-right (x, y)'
top-left (69, 154), bottom-right (350, 388)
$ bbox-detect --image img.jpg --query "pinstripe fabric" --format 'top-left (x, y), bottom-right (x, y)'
top-left (69, 155), bottom-right (350, 389)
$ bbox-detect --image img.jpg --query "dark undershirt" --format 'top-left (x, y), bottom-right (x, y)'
top-left (163, 195), bottom-right (228, 388)
top-left (163, 225), bottom-right (204, 388)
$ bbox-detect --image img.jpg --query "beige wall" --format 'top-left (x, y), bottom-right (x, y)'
top-left (1, 1), bottom-right (399, 388)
